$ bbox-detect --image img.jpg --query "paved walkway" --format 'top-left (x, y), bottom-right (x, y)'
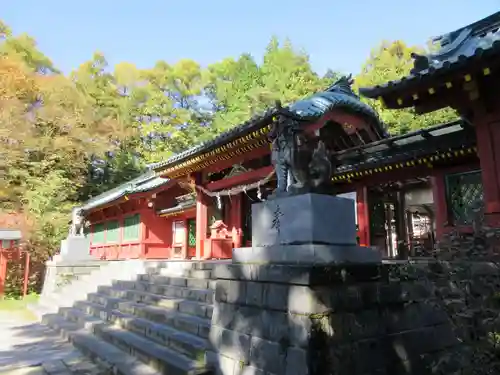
top-left (0, 312), bottom-right (105, 374)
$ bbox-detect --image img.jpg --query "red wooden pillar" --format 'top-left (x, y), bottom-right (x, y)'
top-left (475, 115), bottom-right (500, 226)
top-left (139, 211), bottom-right (147, 258)
top-left (431, 172), bottom-right (448, 240)
top-left (356, 186), bottom-right (370, 246)
top-left (0, 252), bottom-right (6, 296)
top-left (22, 252), bottom-right (30, 298)
top-left (195, 193), bottom-right (208, 259)
top-left (229, 194), bottom-right (243, 248)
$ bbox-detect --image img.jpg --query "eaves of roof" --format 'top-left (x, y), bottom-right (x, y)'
top-left (332, 120), bottom-right (475, 180)
top-left (0, 229), bottom-right (22, 240)
top-left (149, 108), bottom-right (277, 172)
top-left (156, 202), bottom-right (196, 218)
top-left (81, 172), bottom-right (170, 213)
top-left (359, 11), bottom-right (500, 99)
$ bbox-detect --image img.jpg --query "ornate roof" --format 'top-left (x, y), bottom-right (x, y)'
top-left (81, 171), bottom-right (170, 213)
top-left (360, 11), bottom-right (500, 99)
top-left (287, 75), bottom-right (387, 137)
top-left (152, 76), bottom-right (386, 176)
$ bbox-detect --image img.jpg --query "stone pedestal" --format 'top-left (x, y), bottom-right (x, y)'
top-left (210, 263), bottom-right (466, 375)
top-left (233, 193), bottom-right (381, 264)
top-left (59, 236), bottom-right (91, 261)
top-left (208, 193), bottom-right (468, 374)
top-left (252, 193), bottom-right (357, 247)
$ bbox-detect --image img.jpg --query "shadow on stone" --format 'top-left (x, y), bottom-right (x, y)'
top-left (208, 194), bottom-right (478, 375)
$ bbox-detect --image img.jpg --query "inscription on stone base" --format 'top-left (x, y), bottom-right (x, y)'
top-left (252, 193), bottom-right (357, 247)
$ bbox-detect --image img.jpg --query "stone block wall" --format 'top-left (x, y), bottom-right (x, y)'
top-left (208, 261), bottom-right (500, 375)
top-left (400, 260), bottom-right (500, 374)
top-left (40, 259), bottom-right (107, 298)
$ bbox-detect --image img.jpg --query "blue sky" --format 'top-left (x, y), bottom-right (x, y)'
top-left (3, 1), bottom-right (500, 76)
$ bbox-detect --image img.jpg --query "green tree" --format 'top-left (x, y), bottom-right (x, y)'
top-left (355, 40), bottom-right (458, 135)
top-left (0, 22), bottom-right (58, 74)
top-left (207, 37), bottom-right (328, 134)
top-left (138, 59), bottom-right (213, 163)
top-left (71, 53), bottom-right (145, 197)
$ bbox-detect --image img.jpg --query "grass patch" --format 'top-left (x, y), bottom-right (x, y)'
top-left (0, 294), bottom-right (39, 321)
top-left (0, 294), bottom-right (39, 311)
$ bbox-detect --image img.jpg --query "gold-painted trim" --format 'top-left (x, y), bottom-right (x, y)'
top-left (331, 146), bottom-right (475, 183)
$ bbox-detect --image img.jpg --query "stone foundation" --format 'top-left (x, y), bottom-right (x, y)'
top-left (208, 261), bottom-right (486, 375)
top-left (40, 259), bottom-right (108, 298)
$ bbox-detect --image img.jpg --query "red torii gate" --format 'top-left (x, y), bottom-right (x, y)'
top-left (0, 248), bottom-right (30, 298)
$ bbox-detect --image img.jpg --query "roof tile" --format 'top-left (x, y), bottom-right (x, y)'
top-left (360, 11), bottom-right (500, 98)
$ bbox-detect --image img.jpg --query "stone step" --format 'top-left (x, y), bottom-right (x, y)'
top-left (101, 283), bottom-right (213, 304)
top-left (45, 311), bottom-right (213, 375)
top-left (80, 295), bottom-right (122, 310)
top-left (142, 261), bottom-right (222, 276)
top-left (86, 292), bottom-right (213, 328)
top-left (94, 288), bottom-right (214, 320)
top-left (157, 268), bottom-right (214, 280)
top-left (116, 275), bottom-right (215, 291)
top-left (31, 260), bottom-right (159, 319)
top-left (61, 304), bottom-right (212, 361)
top-left (42, 314), bottom-right (161, 375)
top-left (76, 299), bottom-right (211, 339)
top-left (94, 321), bottom-right (211, 374)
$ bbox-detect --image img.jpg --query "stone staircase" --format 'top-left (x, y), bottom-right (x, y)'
top-left (39, 261), bottom-right (221, 375)
top-left (31, 259), bottom-right (153, 320)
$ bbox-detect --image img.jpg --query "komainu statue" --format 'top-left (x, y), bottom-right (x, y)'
top-left (69, 207), bottom-right (86, 237)
top-left (268, 102), bottom-right (334, 198)
top-left (267, 74), bottom-right (384, 199)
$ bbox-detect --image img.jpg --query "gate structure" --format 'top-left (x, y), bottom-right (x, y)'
top-left (0, 248), bottom-right (30, 298)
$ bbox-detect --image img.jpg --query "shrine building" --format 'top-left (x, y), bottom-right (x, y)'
top-left (79, 11), bottom-right (500, 260)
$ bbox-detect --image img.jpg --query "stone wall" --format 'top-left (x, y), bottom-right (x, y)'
top-left (40, 259), bottom-right (108, 298)
top-left (209, 260), bottom-right (500, 375)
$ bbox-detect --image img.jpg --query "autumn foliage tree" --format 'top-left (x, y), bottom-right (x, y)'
top-left (0, 25), bottom-right (127, 260)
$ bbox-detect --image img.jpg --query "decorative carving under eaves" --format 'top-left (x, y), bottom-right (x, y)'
top-left (177, 175), bottom-right (196, 193)
top-left (225, 164), bottom-right (250, 179)
top-left (175, 193), bottom-right (196, 207)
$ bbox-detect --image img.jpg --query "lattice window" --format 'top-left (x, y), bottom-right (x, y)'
top-left (187, 219), bottom-right (196, 247)
top-left (93, 223), bottom-right (105, 243)
top-left (445, 170), bottom-right (484, 225)
top-left (123, 214), bottom-right (140, 241)
top-left (106, 220), bottom-right (120, 243)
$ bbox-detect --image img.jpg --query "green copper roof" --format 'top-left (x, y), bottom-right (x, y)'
top-left (360, 11), bottom-right (500, 99)
top-left (81, 171), bottom-right (170, 213)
